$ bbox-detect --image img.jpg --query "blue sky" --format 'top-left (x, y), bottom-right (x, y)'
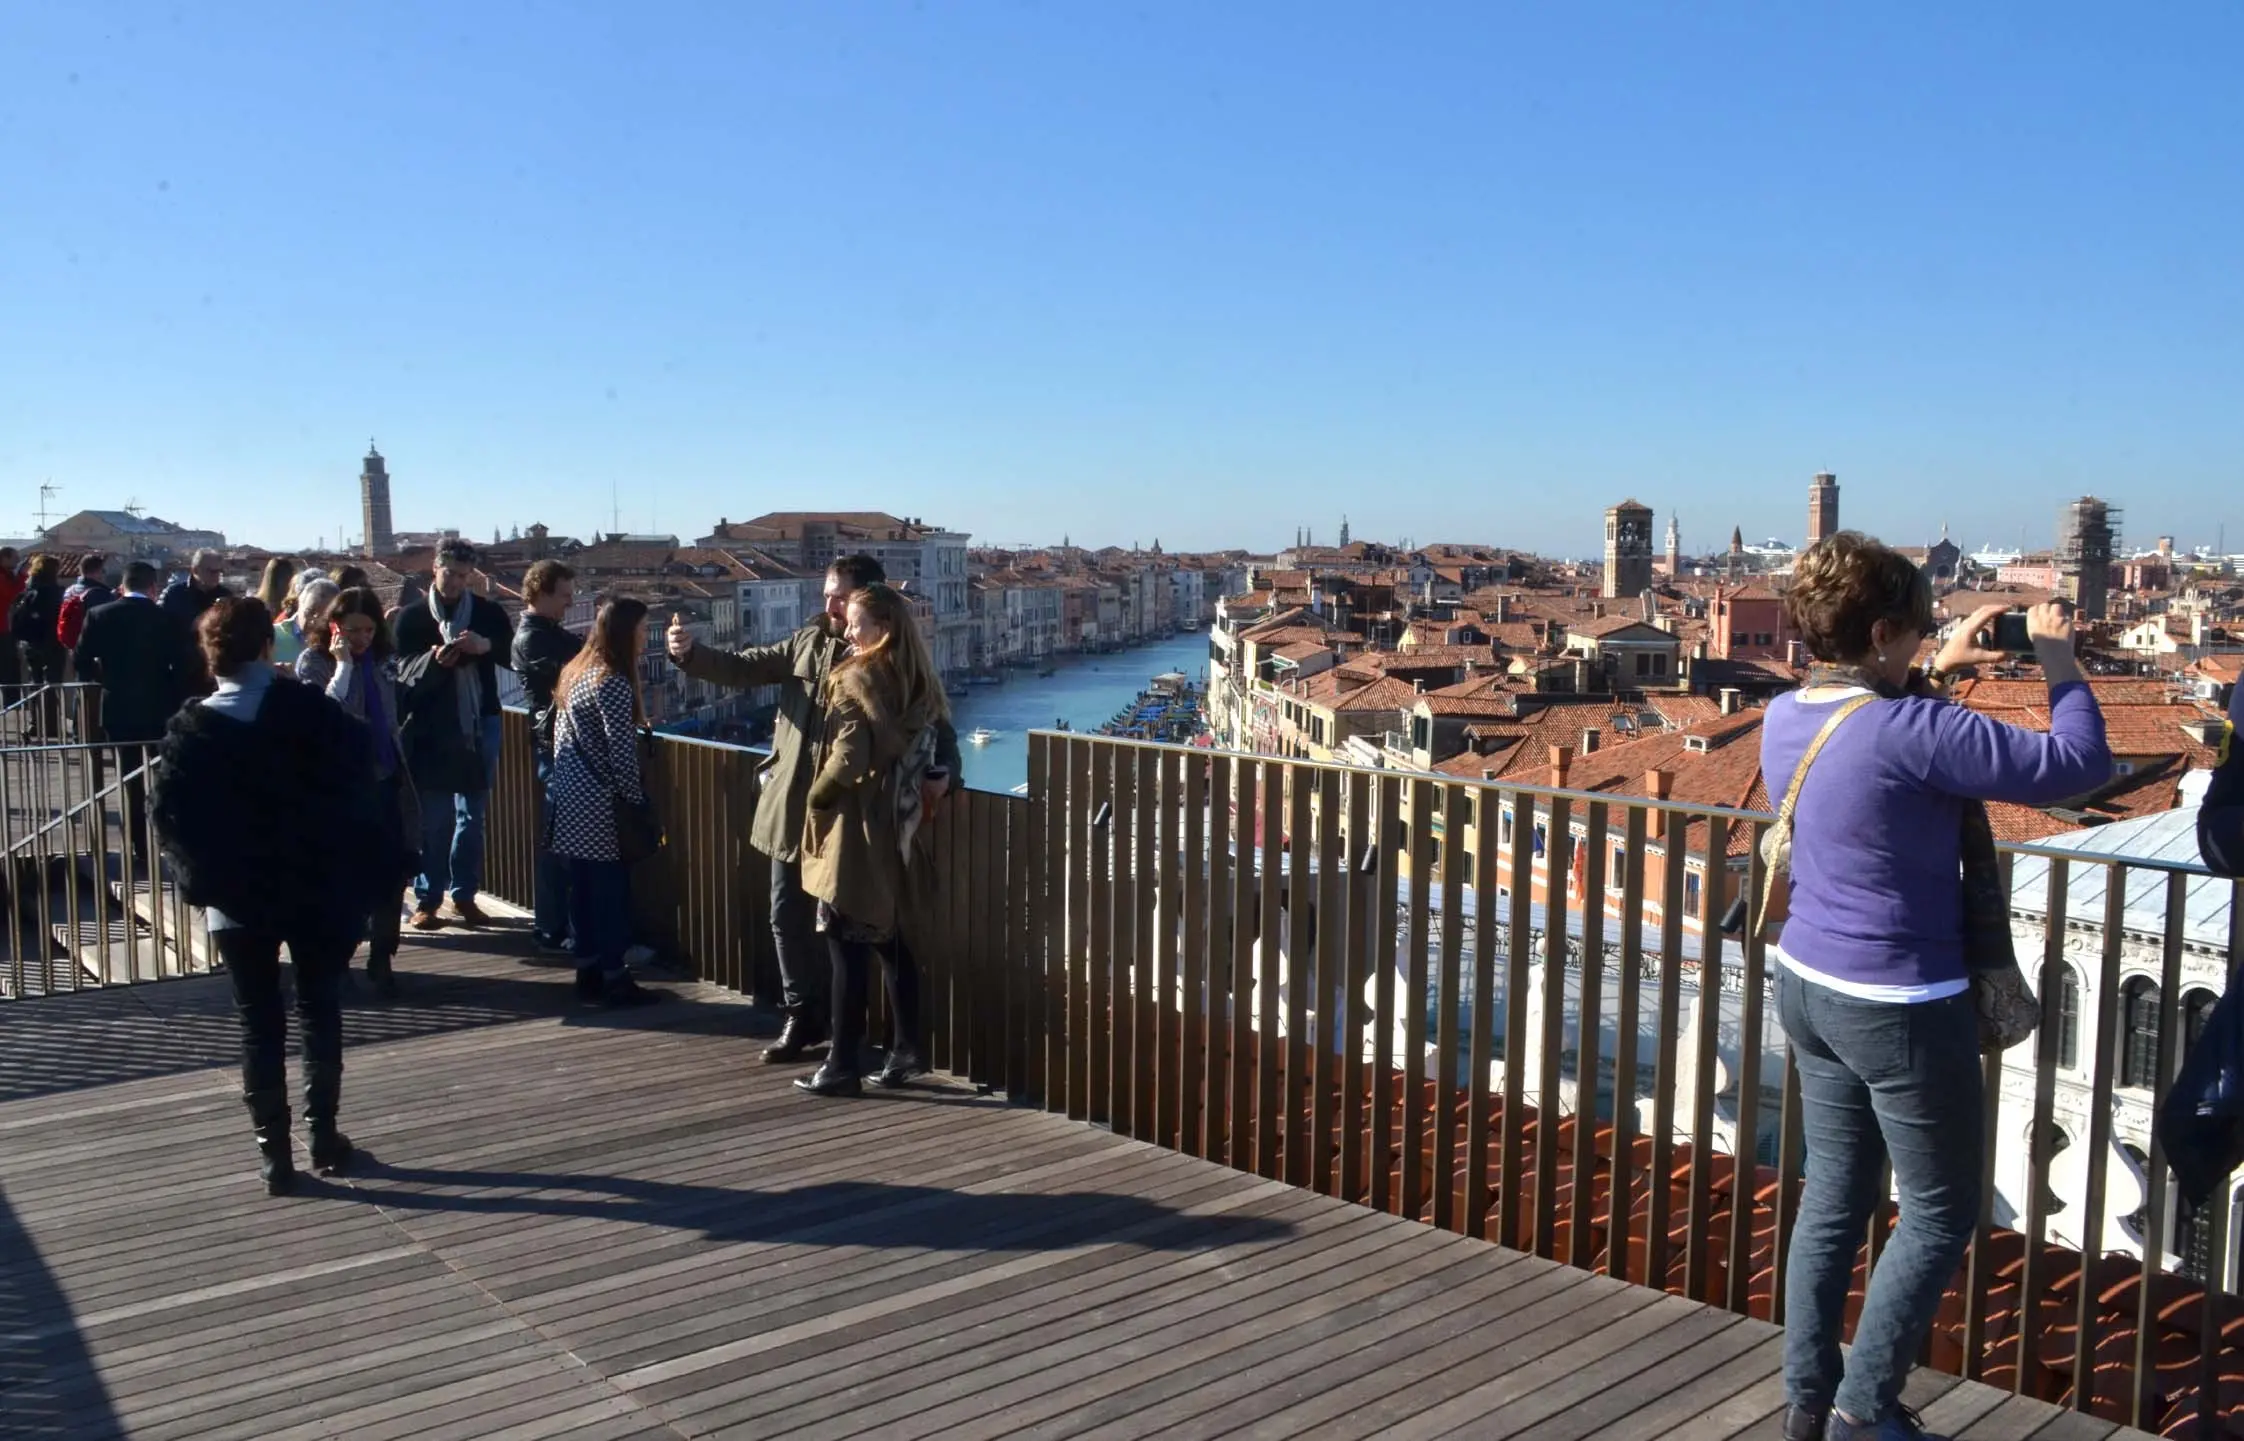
top-left (4, 3), bottom-right (2238, 558)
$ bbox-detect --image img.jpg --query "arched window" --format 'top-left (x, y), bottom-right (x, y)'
top-left (2045, 965), bottom-right (2082, 1071)
top-left (2186, 989), bottom-right (2220, 1051)
top-left (2119, 978), bottom-right (2163, 1089)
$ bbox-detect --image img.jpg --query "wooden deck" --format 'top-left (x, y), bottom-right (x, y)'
top-left (0, 928), bottom-right (2153, 1440)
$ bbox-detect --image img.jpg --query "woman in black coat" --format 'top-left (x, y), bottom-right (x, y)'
top-left (152, 598), bottom-right (390, 1194)
top-left (11, 554), bottom-right (66, 736)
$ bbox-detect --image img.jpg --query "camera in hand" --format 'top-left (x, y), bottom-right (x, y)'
top-left (1990, 611), bottom-right (2034, 653)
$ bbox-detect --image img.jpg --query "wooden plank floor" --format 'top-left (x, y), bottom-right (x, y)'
top-left (0, 928), bottom-right (2153, 1440)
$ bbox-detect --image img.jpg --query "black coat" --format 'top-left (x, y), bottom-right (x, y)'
top-left (511, 613), bottom-right (583, 753)
top-left (393, 592), bottom-right (515, 721)
top-left (73, 596), bottom-right (198, 739)
top-left (151, 677), bottom-right (391, 941)
top-left (395, 648), bottom-right (489, 795)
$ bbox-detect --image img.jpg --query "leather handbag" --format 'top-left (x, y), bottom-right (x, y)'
top-left (1757, 694), bottom-right (2038, 1054)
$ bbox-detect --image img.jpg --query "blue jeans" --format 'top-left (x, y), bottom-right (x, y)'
top-left (568, 858), bottom-right (630, 978)
top-left (413, 715), bottom-right (503, 910)
top-left (1778, 970), bottom-right (1983, 1424)
top-left (532, 747), bottom-right (572, 944)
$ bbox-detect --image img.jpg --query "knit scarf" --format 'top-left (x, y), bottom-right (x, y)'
top-left (431, 589), bottom-right (484, 742)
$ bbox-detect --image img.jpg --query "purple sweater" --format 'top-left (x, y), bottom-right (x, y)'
top-left (1760, 682), bottom-right (2112, 988)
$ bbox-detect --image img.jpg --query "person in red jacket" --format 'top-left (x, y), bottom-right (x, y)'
top-left (57, 552), bottom-right (115, 655)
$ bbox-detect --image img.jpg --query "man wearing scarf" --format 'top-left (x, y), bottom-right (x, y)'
top-left (394, 541), bottom-right (515, 930)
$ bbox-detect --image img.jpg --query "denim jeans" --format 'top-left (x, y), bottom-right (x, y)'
top-left (414, 715), bottom-right (502, 909)
top-left (568, 858), bottom-right (631, 978)
top-left (415, 788), bottom-right (488, 909)
top-left (532, 746), bottom-right (573, 944)
top-left (1778, 970), bottom-right (1984, 1424)
top-left (770, 856), bottom-right (826, 1021)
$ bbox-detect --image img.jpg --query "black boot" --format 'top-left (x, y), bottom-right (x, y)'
top-left (574, 965), bottom-right (604, 1002)
top-left (762, 1010), bottom-right (826, 1063)
top-left (872, 1047), bottom-right (927, 1088)
top-left (365, 951), bottom-right (399, 1001)
top-left (310, 1123), bottom-right (355, 1176)
top-left (794, 1061), bottom-right (862, 1097)
top-left (250, 1092), bottom-right (295, 1196)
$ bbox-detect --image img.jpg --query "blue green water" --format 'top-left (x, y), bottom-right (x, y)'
top-left (949, 631), bottom-right (1212, 794)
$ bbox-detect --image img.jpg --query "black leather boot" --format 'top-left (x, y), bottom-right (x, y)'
top-left (365, 951), bottom-right (399, 1001)
top-left (872, 1048), bottom-right (927, 1088)
top-left (250, 1091), bottom-right (295, 1196)
top-left (309, 1123), bottom-right (355, 1176)
top-left (761, 1010), bottom-right (827, 1063)
top-left (793, 1061), bottom-right (862, 1097)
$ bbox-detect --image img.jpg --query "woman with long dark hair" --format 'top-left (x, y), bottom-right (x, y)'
top-left (795, 582), bottom-right (950, 1096)
top-left (11, 554), bottom-right (67, 735)
top-left (547, 595), bottom-right (664, 1008)
top-left (323, 587), bottom-right (420, 998)
top-left (1764, 533), bottom-right (2111, 1441)
top-left (151, 597), bottom-right (390, 1193)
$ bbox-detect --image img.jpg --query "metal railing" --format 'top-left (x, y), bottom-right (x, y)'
top-left (475, 720), bottom-right (2244, 1434)
top-left (0, 691), bottom-right (2201, 1430)
top-left (0, 722), bottom-right (210, 999)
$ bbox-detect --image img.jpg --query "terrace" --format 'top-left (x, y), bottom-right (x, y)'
top-left (0, 693), bottom-right (2223, 1438)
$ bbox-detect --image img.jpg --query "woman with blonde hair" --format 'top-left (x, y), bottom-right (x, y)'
top-left (254, 557), bottom-right (298, 616)
top-left (796, 582), bottom-right (951, 1096)
top-left (279, 578), bottom-right (341, 677)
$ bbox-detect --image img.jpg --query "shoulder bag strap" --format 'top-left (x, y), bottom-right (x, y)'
top-left (1755, 693), bottom-right (1877, 938)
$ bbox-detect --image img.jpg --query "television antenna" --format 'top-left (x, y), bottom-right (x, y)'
top-left (35, 481), bottom-right (62, 533)
top-left (123, 497), bottom-right (145, 517)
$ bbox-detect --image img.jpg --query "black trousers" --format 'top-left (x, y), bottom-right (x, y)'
top-left (365, 773), bottom-right (408, 975)
top-left (215, 927), bottom-right (354, 1134)
top-left (770, 856), bottom-right (826, 1022)
top-left (826, 929), bottom-right (922, 1075)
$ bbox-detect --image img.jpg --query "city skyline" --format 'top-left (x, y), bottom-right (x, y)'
top-left (5, 4), bottom-right (2239, 556)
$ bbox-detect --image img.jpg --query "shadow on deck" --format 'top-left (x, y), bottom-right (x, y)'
top-left (0, 927), bottom-right (2150, 1441)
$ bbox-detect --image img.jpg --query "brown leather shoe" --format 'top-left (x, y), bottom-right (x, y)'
top-left (408, 907), bottom-right (445, 932)
top-left (446, 898), bottom-right (489, 928)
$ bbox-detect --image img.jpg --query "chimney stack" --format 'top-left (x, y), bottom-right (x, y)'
top-left (1581, 727), bottom-right (1600, 755)
top-left (1786, 639), bottom-right (1807, 668)
top-left (1494, 593), bottom-right (1510, 624)
top-left (1413, 678), bottom-right (1426, 693)
top-left (1641, 589), bottom-right (1656, 622)
top-left (1645, 769), bottom-right (1673, 838)
top-left (1719, 688), bottom-right (1741, 716)
top-left (1550, 744), bottom-right (1574, 789)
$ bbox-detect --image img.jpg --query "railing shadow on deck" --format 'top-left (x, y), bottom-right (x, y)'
top-left (0, 1181), bottom-right (127, 1441)
top-left (323, 1163), bottom-right (1297, 1253)
top-left (0, 924), bottom-right (782, 1105)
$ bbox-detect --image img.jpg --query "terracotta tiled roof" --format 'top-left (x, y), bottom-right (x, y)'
top-left (1649, 695), bottom-right (1725, 729)
top-left (1271, 640), bottom-right (1328, 663)
top-left (1568, 615), bottom-right (1673, 640)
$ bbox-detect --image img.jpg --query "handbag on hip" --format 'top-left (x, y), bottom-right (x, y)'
top-left (1756, 692), bottom-right (2037, 1054)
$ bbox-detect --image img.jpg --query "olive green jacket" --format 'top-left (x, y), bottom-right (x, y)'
top-left (676, 622), bottom-right (960, 863)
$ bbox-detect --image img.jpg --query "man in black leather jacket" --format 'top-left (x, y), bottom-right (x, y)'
top-left (511, 560), bottom-right (583, 952)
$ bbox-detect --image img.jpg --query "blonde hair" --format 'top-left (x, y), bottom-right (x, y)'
top-left (837, 583), bottom-right (950, 724)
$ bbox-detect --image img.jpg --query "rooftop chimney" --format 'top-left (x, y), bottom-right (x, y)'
top-left (1580, 727), bottom-right (1600, 755)
top-left (1550, 744), bottom-right (1574, 789)
top-left (1494, 593), bottom-right (1510, 624)
top-left (1719, 688), bottom-right (1741, 716)
top-left (1785, 640), bottom-right (1807, 668)
top-left (1645, 768), bottom-right (1673, 838)
top-left (1413, 678), bottom-right (1426, 693)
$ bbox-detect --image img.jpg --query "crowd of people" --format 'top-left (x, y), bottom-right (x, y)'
top-left (0, 539), bottom-right (965, 1191)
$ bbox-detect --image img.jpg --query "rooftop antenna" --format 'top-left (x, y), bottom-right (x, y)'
top-left (123, 496), bottom-right (145, 518)
top-left (35, 480), bottom-right (62, 533)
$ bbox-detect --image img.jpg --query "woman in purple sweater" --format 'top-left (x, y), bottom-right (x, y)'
top-left (1764, 534), bottom-right (2111, 1441)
